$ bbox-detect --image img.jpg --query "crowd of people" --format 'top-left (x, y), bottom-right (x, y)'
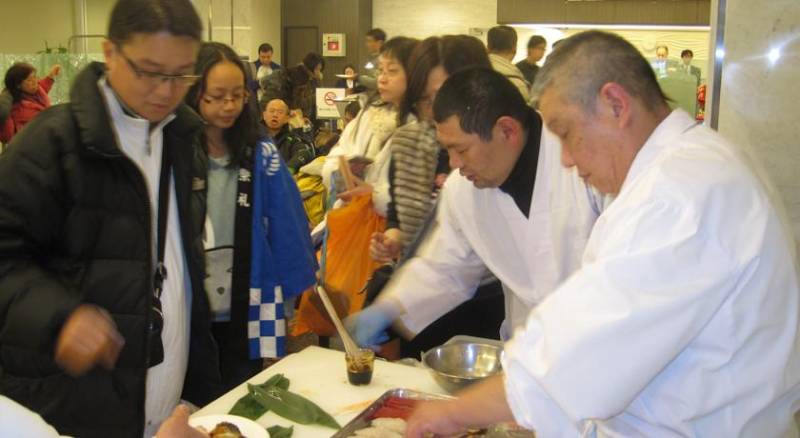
top-left (0, 0), bottom-right (799, 437)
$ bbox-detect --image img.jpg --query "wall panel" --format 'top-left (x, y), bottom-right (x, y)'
top-left (281, 0), bottom-right (371, 87)
top-left (499, 0), bottom-right (711, 26)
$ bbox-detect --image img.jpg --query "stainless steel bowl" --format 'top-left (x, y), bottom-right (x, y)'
top-left (423, 342), bottom-right (504, 393)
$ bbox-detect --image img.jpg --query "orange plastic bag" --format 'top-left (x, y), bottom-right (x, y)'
top-left (293, 193), bottom-right (386, 337)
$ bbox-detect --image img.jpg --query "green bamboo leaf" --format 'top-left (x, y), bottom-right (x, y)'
top-left (248, 384), bottom-right (341, 429)
top-left (267, 425), bottom-right (294, 438)
top-left (250, 385), bottom-right (317, 424)
top-left (228, 374), bottom-right (292, 419)
top-left (229, 395), bottom-right (266, 420)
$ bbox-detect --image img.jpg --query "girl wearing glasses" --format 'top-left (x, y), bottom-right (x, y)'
top-left (186, 42), bottom-right (316, 391)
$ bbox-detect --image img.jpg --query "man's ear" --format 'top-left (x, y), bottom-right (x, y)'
top-left (598, 82), bottom-right (633, 127)
top-left (101, 40), bottom-right (115, 66)
top-left (495, 115), bottom-right (524, 144)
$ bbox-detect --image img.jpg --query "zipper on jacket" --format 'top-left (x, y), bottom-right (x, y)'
top-left (111, 134), bottom-right (158, 433)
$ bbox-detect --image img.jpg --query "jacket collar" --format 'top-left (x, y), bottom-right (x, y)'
top-left (498, 108), bottom-right (542, 217)
top-left (69, 62), bottom-right (203, 158)
top-left (271, 123), bottom-right (292, 142)
top-left (620, 109), bottom-right (699, 195)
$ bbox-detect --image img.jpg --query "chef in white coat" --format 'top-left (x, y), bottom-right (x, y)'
top-left (406, 31), bottom-right (800, 438)
top-left (345, 67), bottom-right (606, 346)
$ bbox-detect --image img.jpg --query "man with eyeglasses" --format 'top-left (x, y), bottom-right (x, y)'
top-left (0, 1), bottom-right (221, 437)
top-left (263, 98), bottom-right (315, 174)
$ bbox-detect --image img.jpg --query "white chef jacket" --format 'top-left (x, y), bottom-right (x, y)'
top-left (378, 119), bottom-right (606, 337)
top-left (503, 110), bottom-right (800, 437)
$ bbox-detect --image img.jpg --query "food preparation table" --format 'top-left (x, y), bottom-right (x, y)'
top-left (193, 346), bottom-right (447, 437)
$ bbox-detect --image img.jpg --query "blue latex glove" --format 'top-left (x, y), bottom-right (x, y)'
top-left (344, 304), bottom-right (395, 347)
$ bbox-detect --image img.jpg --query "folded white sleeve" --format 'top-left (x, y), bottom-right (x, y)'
top-left (377, 182), bottom-right (488, 334)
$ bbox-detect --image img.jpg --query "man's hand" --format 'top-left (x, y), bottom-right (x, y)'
top-left (48, 65), bottom-right (62, 79)
top-left (156, 405), bottom-right (209, 438)
top-left (406, 376), bottom-right (515, 437)
top-left (370, 228), bottom-right (404, 262)
top-left (347, 157), bottom-right (372, 178)
top-left (405, 400), bottom-right (466, 437)
top-left (337, 178), bottom-right (373, 202)
top-left (54, 304), bottom-right (125, 376)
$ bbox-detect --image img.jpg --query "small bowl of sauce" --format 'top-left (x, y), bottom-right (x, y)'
top-left (346, 349), bottom-right (375, 385)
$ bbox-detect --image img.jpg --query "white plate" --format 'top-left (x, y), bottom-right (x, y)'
top-left (188, 414), bottom-right (268, 438)
top-left (335, 74), bottom-right (357, 79)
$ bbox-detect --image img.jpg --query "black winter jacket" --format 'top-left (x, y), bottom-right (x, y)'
top-left (273, 124), bottom-right (315, 173)
top-left (0, 63), bottom-right (221, 438)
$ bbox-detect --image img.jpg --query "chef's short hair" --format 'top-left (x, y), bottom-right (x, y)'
top-left (531, 31), bottom-right (668, 113)
top-left (433, 68), bottom-right (529, 142)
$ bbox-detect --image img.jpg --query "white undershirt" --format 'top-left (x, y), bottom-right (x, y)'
top-left (98, 79), bottom-right (192, 438)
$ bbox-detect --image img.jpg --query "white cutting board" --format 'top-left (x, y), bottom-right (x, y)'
top-left (193, 346), bottom-right (447, 437)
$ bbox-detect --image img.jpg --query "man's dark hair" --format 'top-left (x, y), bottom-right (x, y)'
top-left (258, 43), bottom-right (274, 54)
top-left (400, 35), bottom-right (490, 124)
top-left (532, 31), bottom-right (668, 113)
top-left (527, 35), bottom-right (547, 50)
top-left (185, 42), bottom-right (258, 167)
top-left (107, 0), bottom-right (202, 45)
top-left (3, 63), bottom-right (36, 102)
top-left (302, 52), bottom-right (325, 72)
top-left (366, 28), bottom-right (387, 42)
top-left (433, 68), bottom-right (530, 141)
top-left (487, 25), bottom-right (517, 53)
top-left (681, 49), bottom-right (694, 58)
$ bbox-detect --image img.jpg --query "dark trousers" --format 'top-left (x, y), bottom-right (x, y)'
top-left (211, 321), bottom-right (264, 391)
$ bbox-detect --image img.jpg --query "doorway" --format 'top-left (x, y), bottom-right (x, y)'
top-left (283, 26), bottom-right (319, 68)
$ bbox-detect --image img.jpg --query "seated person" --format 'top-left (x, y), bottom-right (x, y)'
top-left (335, 64), bottom-right (365, 95)
top-left (263, 98), bottom-right (315, 173)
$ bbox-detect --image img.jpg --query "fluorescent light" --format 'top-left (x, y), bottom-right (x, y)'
top-left (768, 47), bottom-right (781, 64)
top-left (512, 23), bottom-right (711, 31)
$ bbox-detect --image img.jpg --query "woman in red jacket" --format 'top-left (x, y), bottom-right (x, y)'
top-left (1, 63), bottom-right (61, 144)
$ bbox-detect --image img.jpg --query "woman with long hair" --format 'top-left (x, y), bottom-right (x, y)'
top-left (186, 42), bottom-right (316, 389)
top-left (368, 35), bottom-right (506, 358)
top-left (372, 35), bottom-right (491, 263)
top-left (321, 36), bottom-right (420, 215)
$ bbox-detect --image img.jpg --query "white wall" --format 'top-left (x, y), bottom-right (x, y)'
top-left (251, 0), bottom-right (281, 63)
top-left (83, 0), bottom-right (116, 53)
top-left (711, 0), bottom-right (800, 242)
top-left (0, 0), bottom-right (77, 54)
top-left (373, 0), bottom-right (498, 40)
top-left (0, 0), bottom-right (280, 65)
top-left (192, 0), bottom-right (281, 62)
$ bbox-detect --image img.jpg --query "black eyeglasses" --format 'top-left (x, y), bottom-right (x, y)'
top-left (116, 46), bottom-right (200, 89)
